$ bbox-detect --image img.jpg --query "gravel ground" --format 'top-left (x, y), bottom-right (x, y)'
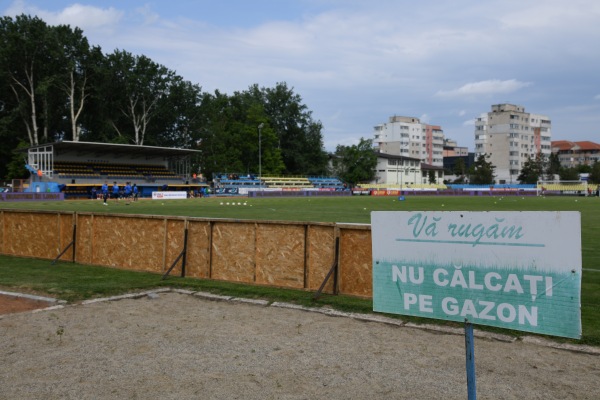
top-left (0, 290), bottom-right (598, 400)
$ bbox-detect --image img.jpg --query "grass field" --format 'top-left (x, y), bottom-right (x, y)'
top-left (1, 194), bottom-right (599, 345)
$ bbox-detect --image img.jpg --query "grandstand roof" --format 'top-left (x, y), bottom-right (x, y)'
top-left (23, 141), bottom-right (200, 159)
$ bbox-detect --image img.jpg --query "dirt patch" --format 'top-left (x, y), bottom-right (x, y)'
top-left (0, 291), bottom-right (598, 399)
top-left (0, 293), bottom-right (54, 315)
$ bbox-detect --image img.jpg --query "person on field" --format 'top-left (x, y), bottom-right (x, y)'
top-left (101, 182), bottom-right (109, 205)
top-left (133, 183), bottom-right (139, 201)
top-left (124, 182), bottom-right (132, 201)
top-left (112, 182), bottom-right (120, 202)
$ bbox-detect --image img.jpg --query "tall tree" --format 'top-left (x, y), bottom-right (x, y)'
top-left (0, 15), bottom-right (54, 145)
top-left (104, 50), bottom-right (175, 145)
top-left (195, 90), bottom-right (246, 178)
top-left (153, 77), bottom-right (203, 148)
top-left (559, 167), bottom-right (580, 181)
top-left (259, 82), bottom-right (328, 175)
top-left (453, 158), bottom-right (466, 182)
top-left (546, 152), bottom-right (561, 180)
top-left (53, 25), bottom-right (99, 141)
top-left (469, 154), bottom-right (495, 184)
top-left (518, 152), bottom-right (545, 184)
top-left (589, 161), bottom-right (600, 184)
top-left (428, 170), bottom-right (437, 184)
top-left (332, 138), bottom-right (377, 186)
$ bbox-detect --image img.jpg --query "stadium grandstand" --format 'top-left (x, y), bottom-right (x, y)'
top-left (213, 173), bottom-right (346, 195)
top-left (19, 141), bottom-right (207, 199)
top-left (536, 181), bottom-right (599, 196)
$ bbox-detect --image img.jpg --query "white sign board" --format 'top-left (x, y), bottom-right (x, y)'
top-left (151, 191), bottom-right (187, 200)
top-left (372, 211), bottom-right (582, 339)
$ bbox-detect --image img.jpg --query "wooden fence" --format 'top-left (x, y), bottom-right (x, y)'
top-left (0, 210), bottom-right (373, 298)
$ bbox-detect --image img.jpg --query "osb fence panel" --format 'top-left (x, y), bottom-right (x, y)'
top-left (0, 211), bottom-right (4, 254)
top-left (75, 214), bottom-right (93, 264)
top-left (0, 211), bottom-right (374, 299)
top-left (185, 220), bottom-right (211, 279)
top-left (164, 220), bottom-right (185, 276)
top-left (211, 222), bottom-right (256, 283)
top-left (255, 224), bottom-right (305, 288)
top-left (58, 214), bottom-right (75, 262)
top-left (306, 225), bottom-right (336, 293)
top-left (338, 227), bottom-right (373, 297)
top-left (1, 212), bottom-right (62, 259)
top-left (90, 215), bottom-right (166, 273)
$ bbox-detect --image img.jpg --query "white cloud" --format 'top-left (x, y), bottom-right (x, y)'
top-left (5, 1), bottom-right (123, 30)
top-left (3, 0), bottom-right (600, 148)
top-left (462, 119), bottom-right (476, 126)
top-left (135, 4), bottom-right (159, 25)
top-left (435, 79), bottom-right (532, 99)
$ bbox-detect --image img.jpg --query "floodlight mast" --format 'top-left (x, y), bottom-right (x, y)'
top-left (258, 123), bottom-right (264, 190)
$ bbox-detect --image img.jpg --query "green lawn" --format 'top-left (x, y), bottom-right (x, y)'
top-left (1, 194), bottom-right (599, 345)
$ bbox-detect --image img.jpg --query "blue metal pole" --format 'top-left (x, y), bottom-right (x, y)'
top-left (465, 319), bottom-right (477, 400)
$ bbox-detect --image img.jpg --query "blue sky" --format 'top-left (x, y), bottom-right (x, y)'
top-left (3, 0), bottom-right (600, 151)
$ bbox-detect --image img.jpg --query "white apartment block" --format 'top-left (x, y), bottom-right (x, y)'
top-left (474, 104), bottom-right (552, 183)
top-left (373, 116), bottom-right (445, 167)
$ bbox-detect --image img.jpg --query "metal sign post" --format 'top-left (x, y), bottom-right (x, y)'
top-left (464, 320), bottom-right (476, 400)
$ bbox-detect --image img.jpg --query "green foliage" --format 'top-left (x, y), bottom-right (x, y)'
top-left (468, 154), bottom-right (496, 184)
top-left (0, 16), bottom-right (328, 180)
top-left (589, 161), bottom-right (600, 184)
top-left (5, 141), bottom-right (29, 179)
top-left (453, 158), bottom-right (466, 179)
top-left (428, 170), bottom-right (436, 184)
top-left (577, 164), bottom-right (592, 173)
top-left (260, 82), bottom-right (327, 175)
top-left (547, 152), bottom-right (561, 178)
top-left (332, 138), bottom-right (377, 186)
top-left (559, 167), bottom-right (580, 181)
top-left (518, 152), bottom-right (546, 184)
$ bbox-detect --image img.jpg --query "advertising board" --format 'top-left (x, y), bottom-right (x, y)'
top-left (151, 191), bottom-right (187, 200)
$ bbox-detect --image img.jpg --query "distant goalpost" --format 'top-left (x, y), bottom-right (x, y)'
top-left (536, 180), bottom-right (589, 196)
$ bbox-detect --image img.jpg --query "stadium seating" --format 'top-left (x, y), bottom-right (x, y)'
top-left (307, 176), bottom-right (346, 189)
top-left (261, 176), bottom-right (313, 188)
top-left (53, 161), bottom-right (182, 181)
top-left (537, 183), bottom-right (590, 192)
top-left (214, 173), bottom-right (346, 190)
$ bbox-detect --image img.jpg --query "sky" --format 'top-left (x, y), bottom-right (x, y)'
top-left (3, 0), bottom-right (600, 151)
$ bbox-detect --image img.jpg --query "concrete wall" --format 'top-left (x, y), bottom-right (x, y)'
top-left (0, 210), bottom-right (373, 298)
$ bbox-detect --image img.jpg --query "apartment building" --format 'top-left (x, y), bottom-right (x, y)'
top-left (373, 116), bottom-right (444, 167)
top-left (551, 140), bottom-right (600, 167)
top-left (443, 138), bottom-right (469, 157)
top-left (474, 104), bottom-right (552, 183)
